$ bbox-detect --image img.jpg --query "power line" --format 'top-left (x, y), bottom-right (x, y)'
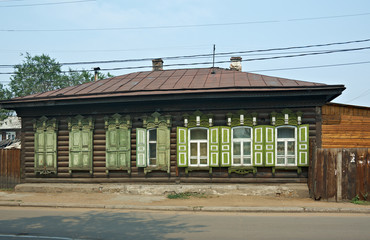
top-left (1, 12), bottom-right (370, 31)
top-left (0, 0), bottom-right (95, 7)
top-left (249, 61), bottom-right (370, 72)
top-left (347, 88), bottom-right (370, 103)
top-left (1, 38), bottom-right (369, 68)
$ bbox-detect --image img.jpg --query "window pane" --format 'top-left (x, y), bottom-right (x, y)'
top-left (233, 142), bottom-right (241, 155)
top-left (233, 128), bottom-right (251, 139)
top-left (233, 157), bottom-right (241, 164)
top-left (200, 158), bottom-right (207, 165)
top-left (287, 157), bottom-right (295, 164)
top-left (190, 143), bottom-right (197, 157)
top-left (277, 128), bottom-right (295, 138)
top-left (200, 143), bottom-right (207, 157)
top-left (149, 143), bottom-right (156, 158)
top-left (277, 142), bottom-right (285, 155)
top-left (287, 141), bottom-right (295, 155)
top-left (243, 157), bottom-right (251, 165)
top-left (149, 158), bottom-right (156, 166)
top-left (243, 142), bottom-right (251, 156)
top-left (190, 158), bottom-right (197, 165)
top-left (190, 129), bottom-right (207, 140)
top-left (149, 129), bottom-right (157, 141)
top-left (277, 157), bottom-right (285, 165)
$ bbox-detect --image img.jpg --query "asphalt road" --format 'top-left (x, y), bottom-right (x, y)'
top-left (0, 207), bottom-right (369, 240)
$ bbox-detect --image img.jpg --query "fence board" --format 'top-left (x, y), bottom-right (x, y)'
top-left (0, 149), bottom-right (21, 189)
top-left (311, 148), bottom-right (369, 201)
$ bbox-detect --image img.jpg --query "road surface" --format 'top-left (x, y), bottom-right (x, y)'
top-left (0, 207), bottom-right (369, 240)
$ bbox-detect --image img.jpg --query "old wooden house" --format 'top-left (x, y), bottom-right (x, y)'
top-left (0, 58), bottom-right (345, 184)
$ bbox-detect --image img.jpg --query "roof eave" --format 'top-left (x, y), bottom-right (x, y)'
top-left (0, 85), bottom-right (345, 110)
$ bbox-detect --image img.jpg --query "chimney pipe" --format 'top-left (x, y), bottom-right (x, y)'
top-left (152, 58), bottom-right (163, 71)
top-left (93, 67), bottom-right (101, 81)
top-left (230, 57), bottom-right (242, 71)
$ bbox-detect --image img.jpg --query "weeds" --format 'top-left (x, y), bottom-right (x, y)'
top-left (0, 188), bottom-right (14, 192)
top-left (351, 194), bottom-right (370, 205)
top-left (167, 192), bottom-right (207, 199)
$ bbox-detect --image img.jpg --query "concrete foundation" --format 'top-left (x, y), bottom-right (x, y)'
top-left (15, 183), bottom-right (309, 198)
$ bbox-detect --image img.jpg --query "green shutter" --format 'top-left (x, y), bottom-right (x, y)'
top-left (34, 121), bottom-right (57, 174)
top-left (118, 128), bottom-right (131, 168)
top-left (34, 130), bottom-right (45, 170)
top-left (220, 126), bottom-right (231, 167)
top-left (81, 129), bottom-right (92, 168)
top-left (208, 126), bottom-right (219, 167)
top-left (264, 126), bottom-right (275, 166)
top-left (298, 124), bottom-right (309, 166)
top-left (177, 127), bottom-right (188, 167)
top-left (136, 128), bottom-right (147, 167)
top-left (69, 128), bottom-right (93, 171)
top-left (69, 129), bottom-right (82, 168)
top-left (253, 126), bottom-right (264, 166)
top-left (106, 128), bottom-right (131, 169)
top-left (157, 127), bottom-right (170, 172)
top-left (106, 128), bottom-right (118, 169)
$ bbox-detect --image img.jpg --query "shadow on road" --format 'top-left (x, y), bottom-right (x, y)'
top-left (0, 209), bottom-right (205, 240)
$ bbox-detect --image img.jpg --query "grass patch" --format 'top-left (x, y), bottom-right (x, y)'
top-left (167, 192), bottom-right (207, 199)
top-left (351, 195), bottom-right (370, 205)
top-left (0, 188), bottom-right (14, 192)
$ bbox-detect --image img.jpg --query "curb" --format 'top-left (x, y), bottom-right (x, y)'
top-left (0, 202), bottom-right (369, 213)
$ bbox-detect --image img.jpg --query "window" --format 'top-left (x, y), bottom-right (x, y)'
top-left (105, 114), bottom-right (131, 173)
top-left (276, 126), bottom-right (297, 166)
top-left (232, 127), bottom-right (252, 166)
top-left (68, 115), bottom-right (94, 174)
top-left (147, 129), bottom-right (157, 166)
top-left (136, 126), bottom-right (171, 172)
top-left (189, 128), bottom-right (208, 167)
top-left (6, 131), bottom-right (16, 140)
top-left (33, 117), bottom-right (57, 174)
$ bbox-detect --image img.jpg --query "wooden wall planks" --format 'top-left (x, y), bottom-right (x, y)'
top-left (322, 104), bottom-right (370, 148)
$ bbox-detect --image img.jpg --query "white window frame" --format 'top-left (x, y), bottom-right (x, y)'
top-left (275, 126), bottom-right (297, 166)
top-left (6, 131), bottom-right (16, 140)
top-left (147, 128), bottom-right (157, 167)
top-left (231, 126), bottom-right (253, 166)
top-left (188, 127), bottom-right (208, 167)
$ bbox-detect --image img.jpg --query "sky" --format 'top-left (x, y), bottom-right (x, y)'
top-left (0, 0), bottom-right (370, 107)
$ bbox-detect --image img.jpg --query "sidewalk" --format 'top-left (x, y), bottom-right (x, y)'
top-left (0, 183), bottom-right (369, 213)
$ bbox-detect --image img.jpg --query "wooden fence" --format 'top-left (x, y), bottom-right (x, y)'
top-left (309, 148), bottom-right (370, 201)
top-left (0, 149), bottom-right (21, 189)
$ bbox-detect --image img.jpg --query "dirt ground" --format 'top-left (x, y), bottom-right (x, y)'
top-left (1, 190), bottom-right (369, 209)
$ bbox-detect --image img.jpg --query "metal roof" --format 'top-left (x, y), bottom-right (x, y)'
top-left (2, 68), bottom-right (344, 105)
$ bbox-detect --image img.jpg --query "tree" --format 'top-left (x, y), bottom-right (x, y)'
top-left (0, 83), bottom-right (14, 120)
top-left (9, 53), bottom-right (113, 98)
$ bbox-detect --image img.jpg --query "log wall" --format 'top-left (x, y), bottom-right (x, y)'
top-left (21, 107), bottom-right (317, 183)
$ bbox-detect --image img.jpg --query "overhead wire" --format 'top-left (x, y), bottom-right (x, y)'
top-left (1, 38), bottom-right (370, 68)
top-left (0, 0), bottom-right (95, 8)
top-left (1, 12), bottom-right (370, 31)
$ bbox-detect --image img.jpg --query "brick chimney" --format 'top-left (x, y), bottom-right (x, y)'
top-left (230, 57), bottom-right (242, 71)
top-left (152, 58), bottom-right (163, 71)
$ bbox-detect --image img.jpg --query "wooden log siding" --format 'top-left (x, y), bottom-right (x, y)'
top-left (322, 104), bottom-right (370, 148)
top-left (21, 107), bottom-right (316, 182)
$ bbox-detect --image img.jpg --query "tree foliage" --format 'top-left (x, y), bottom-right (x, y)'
top-left (9, 53), bottom-right (113, 98)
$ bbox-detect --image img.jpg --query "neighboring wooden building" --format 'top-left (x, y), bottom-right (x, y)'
top-left (0, 59), bottom-right (345, 183)
top-left (0, 116), bottom-right (21, 141)
top-left (322, 103), bottom-right (370, 148)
